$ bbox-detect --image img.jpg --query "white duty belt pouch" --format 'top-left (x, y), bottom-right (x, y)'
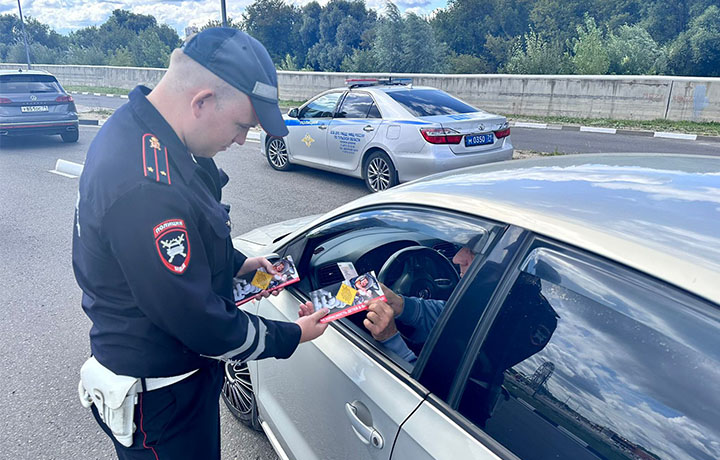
top-left (78, 356), bottom-right (139, 447)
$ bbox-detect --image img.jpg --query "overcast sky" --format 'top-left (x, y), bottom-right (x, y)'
top-left (1, 0), bottom-right (447, 37)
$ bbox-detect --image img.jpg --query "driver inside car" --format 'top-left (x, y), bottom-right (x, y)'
top-left (299, 239), bottom-right (480, 364)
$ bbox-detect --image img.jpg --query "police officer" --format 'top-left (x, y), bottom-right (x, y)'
top-left (73, 28), bottom-right (328, 459)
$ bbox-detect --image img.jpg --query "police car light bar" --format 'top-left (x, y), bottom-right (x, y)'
top-left (345, 78), bottom-right (413, 88)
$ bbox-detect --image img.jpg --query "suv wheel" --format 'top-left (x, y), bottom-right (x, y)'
top-left (61, 131), bottom-right (79, 143)
top-left (266, 137), bottom-right (291, 171)
top-left (364, 151), bottom-right (397, 192)
top-left (221, 361), bottom-right (262, 431)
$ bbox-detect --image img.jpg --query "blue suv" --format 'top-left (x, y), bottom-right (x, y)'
top-left (0, 69), bottom-right (79, 143)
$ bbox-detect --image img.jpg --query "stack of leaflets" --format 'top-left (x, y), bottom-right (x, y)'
top-left (311, 271), bottom-right (386, 323)
top-left (233, 256), bottom-right (300, 306)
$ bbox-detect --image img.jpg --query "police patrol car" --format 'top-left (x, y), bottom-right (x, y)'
top-left (259, 79), bottom-right (513, 192)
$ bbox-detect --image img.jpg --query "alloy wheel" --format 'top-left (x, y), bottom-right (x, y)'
top-left (222, 361), bottom-right (254, 417)
top-left (367, 157), bottom-right (391, 191)
top-left (268, 138), bottom-right (288, 169)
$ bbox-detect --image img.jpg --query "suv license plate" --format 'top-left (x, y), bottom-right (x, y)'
top-left (21, 105), bottom-right (49, 113)
top-left (465, 133), bottom-right (494, 147)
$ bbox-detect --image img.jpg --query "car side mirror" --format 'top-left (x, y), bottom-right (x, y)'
top-left (288, 108), bottom-right (299, 118)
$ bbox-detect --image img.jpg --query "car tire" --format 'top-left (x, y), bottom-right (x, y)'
top-left (266, 137), bottom-right (291, 171)
top-left (61, 131), bottom-right (79, 143)
top-left (364, 151), bottom-right (397, 192)
top-left (221, 360), bottom-right (262, 432)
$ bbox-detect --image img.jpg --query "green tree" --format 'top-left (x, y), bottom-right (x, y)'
top-left (372, 2), bottom-right (404, 72)
top-left (243, 0), bottom-right (302, 63)
top-left (109, 47), bottom-right (134, 66)
top-left (607, 24), bottom-right (665, 74)
top-left (306, 0), bottom-right (377, 71)
top-left (129, 29), bottom-right (171, 67)
top-left (431, 0), bottom-right (529, 71)
top-left (667, 5), bottom-right (720, 76)
top-left (503, 30), bottom-right (572, 74)
top-left (529, 0), bottom-right (586, 45)
top-left (571, 16), bottom-right (610, 74)
top-left (399, 12), bottom-right (448, 73)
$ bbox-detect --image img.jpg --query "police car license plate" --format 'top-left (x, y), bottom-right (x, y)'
top-left (465, 133), bottom-right (494, 147)
top-left (21, 105), bottom-right (49, 113)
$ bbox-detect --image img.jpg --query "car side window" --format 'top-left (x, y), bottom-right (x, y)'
top-left (366, 103), bottom-right (381, 119)
top-left (455, 244), bottom-right (720, 460)
top-left (299, 92), bottom-right (343, 118)
top-left (293, 207), bottom-right (505, 367)
top-left (335, 92), bottom-right (375, 119)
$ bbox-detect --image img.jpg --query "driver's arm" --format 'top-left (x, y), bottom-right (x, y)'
top-left (395, 296), bottom-right (446, 344)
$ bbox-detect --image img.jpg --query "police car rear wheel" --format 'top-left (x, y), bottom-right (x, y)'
top-left (364, 151), bottom-right (397, 192)
top-left (221, 361), bottom-right (262, 431)
top-left (267, 137), bottom-right (291, 171)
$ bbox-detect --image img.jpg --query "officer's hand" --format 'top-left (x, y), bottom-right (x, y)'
top-left (379, 283), bottom-right (404, 317)
top-left (259, 287), bottom-right (283, 299)
top-left (237, 257), bottom-right (277, 277)
top-left (364, 299), bottom-right (398, 341)
top-left (296, 307), bottom-right (329, 343)
top-left (298, 301), bottom-right (315, 317)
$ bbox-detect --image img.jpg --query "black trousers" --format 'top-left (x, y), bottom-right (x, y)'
top-left (91, 362), bottom-right (224, 460)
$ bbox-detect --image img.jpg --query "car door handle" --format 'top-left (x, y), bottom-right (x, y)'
top-left (345, 402), bottom-right (384, 449)
top-left (318, 124), bottom-right (328, 130)
top-left (363, 125), bottom-right (375, 132)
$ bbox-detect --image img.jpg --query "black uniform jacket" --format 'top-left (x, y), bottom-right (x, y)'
top-left (72, 86), bottom-right (301, 378)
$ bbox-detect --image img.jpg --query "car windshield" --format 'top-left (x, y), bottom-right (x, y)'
top-left (386, 89), bottom-right (479, 117)
top-left (0, 75), bottom-right (62, 93)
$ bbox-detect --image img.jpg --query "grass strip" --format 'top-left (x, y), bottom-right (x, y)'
top-left (506, 114), bottom-right (720, 137)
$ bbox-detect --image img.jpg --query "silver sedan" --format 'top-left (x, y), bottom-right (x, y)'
top-left (260, 79), bottom-right (513, 192)
top-left (224, 153), bottom-right (720, 460)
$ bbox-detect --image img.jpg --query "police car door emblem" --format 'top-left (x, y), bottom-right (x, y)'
top-left (301, 133), bottom-right (314, 147)
top-left (153, 219), bottom-right (191, 274)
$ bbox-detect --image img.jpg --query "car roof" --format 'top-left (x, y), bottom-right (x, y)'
top-left (0, 69), bottom-right (54, 77)
top-left (328, 153), bottom-right (720, 305)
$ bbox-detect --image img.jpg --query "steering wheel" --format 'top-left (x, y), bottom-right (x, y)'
top-left (377, 246), bottom-right (459, 301)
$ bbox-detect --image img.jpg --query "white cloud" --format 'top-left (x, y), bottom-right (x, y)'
top-left (13, 0), bottom-right (448, 36)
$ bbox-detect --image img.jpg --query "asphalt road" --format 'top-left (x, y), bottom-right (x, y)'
top-left (0, 127), bottom-right (367, 460)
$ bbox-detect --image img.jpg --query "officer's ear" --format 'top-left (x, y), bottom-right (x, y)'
top-left (190, 90), bottom-right (215, 119)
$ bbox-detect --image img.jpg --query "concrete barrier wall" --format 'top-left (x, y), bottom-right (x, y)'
top-left (2, 63), bottom-right (718, 122)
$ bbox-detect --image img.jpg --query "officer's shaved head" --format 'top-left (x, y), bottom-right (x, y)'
top-left (164, 49), bottom-right (242, 110)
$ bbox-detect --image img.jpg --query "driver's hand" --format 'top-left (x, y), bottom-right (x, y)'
top-left (364, 299), bottom-right (398, 341)
top-left (379, 283), bottom-right (404, 317)
top-left (298, 301), bottom-right (315, 317)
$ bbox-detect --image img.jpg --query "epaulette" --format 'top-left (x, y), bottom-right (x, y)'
top-left (142, 133), bottom-right (172, 185)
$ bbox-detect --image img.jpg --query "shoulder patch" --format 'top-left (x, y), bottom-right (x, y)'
top-left (142, 133), bottom-right (171, 185)
top-left (154, 219), bottom-right (190, 274)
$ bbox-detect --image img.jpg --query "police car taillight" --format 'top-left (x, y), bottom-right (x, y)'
top-left (494, 127), bottom-right (511, 139)
top-left (420, 127), bottom-right (463, 144)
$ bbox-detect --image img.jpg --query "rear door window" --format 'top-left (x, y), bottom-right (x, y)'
top-left (0, 75), bottom-right (61, 93)
top-left (386, 89), bottom-right (479, 117)
top-left (454, 242), bottom-right (720, 460)
top-left (334, 92), bottom-right (375, 119)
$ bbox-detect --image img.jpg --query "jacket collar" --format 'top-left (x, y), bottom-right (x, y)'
top-left (128, 86), bottom-right (197, 184)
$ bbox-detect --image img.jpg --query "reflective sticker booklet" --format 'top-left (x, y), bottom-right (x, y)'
top-left (310, 271), bottom-right (386, 324)
top-left (234, 256), bottom-right (300, 306)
